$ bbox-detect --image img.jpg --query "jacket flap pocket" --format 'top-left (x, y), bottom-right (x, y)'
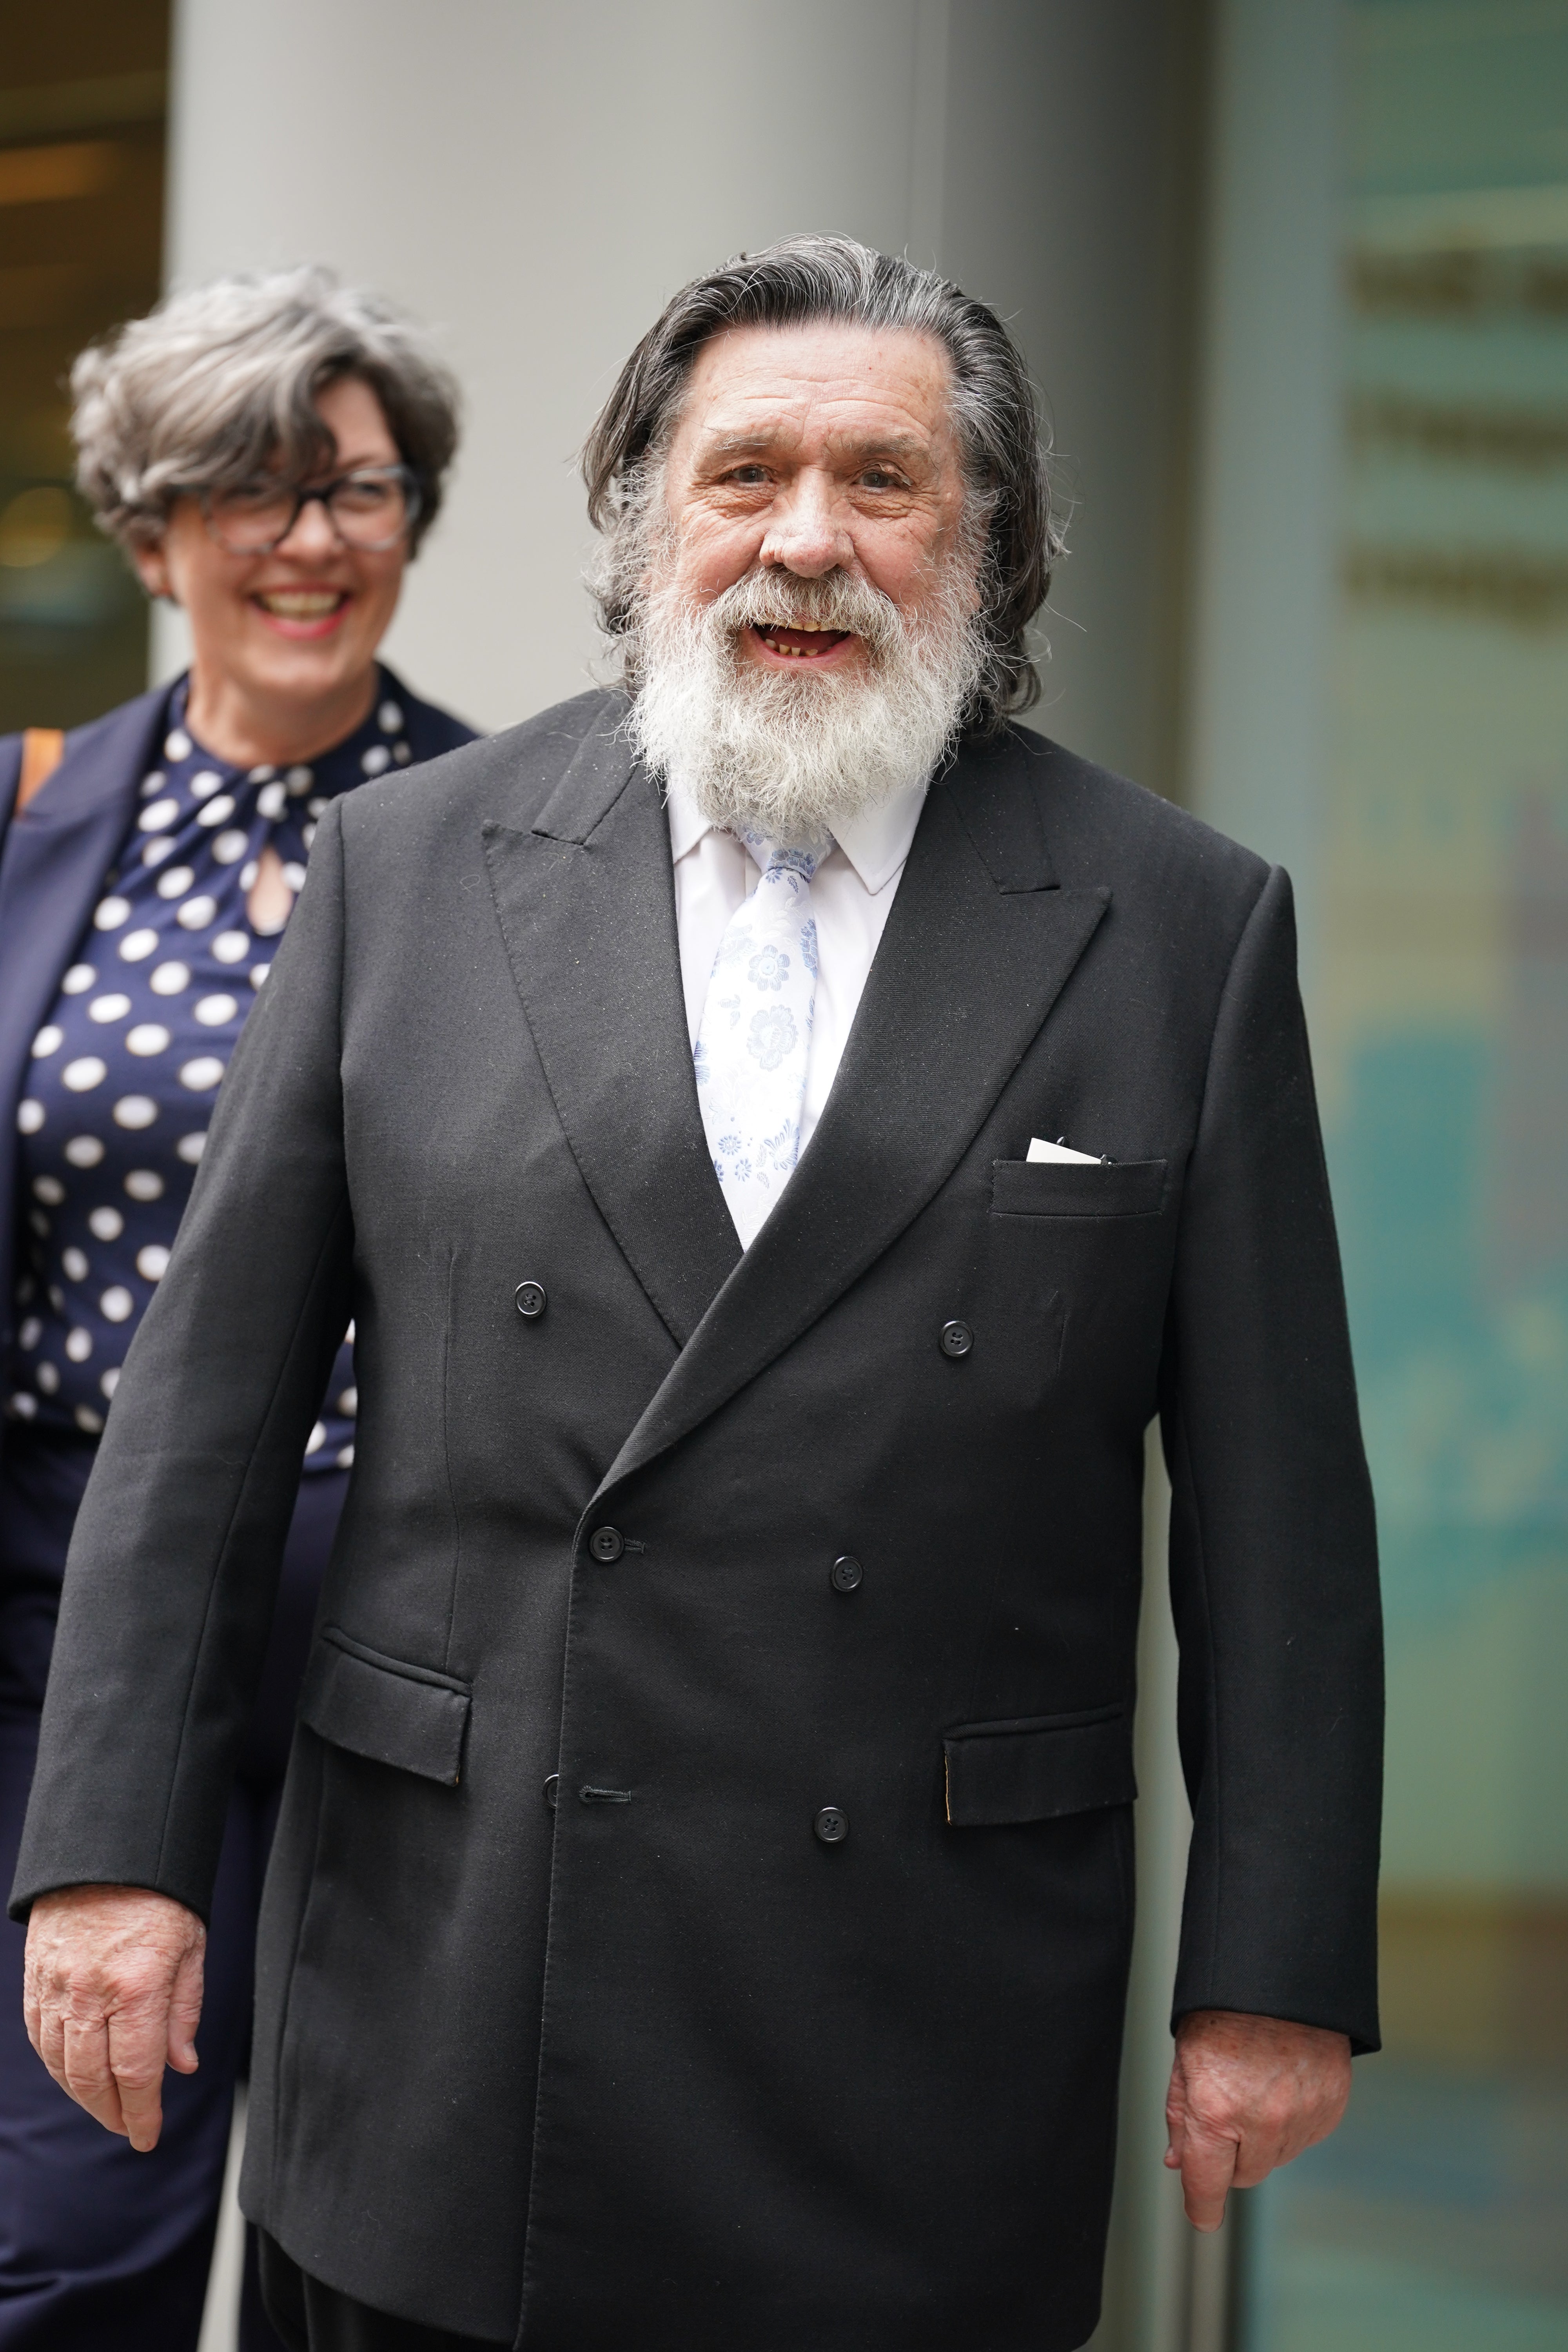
top-left (991, 1159), bottom-right (1167, 1218)
top-left (299, 1627), bottom-right (471, 1786)
top-left (944, 1706), bottom-right (1136, 1826)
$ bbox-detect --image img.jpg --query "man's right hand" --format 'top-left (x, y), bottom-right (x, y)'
top-left (22, 1884), bottom-right (206, 2151)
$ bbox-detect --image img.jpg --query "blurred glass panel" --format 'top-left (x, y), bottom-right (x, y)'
top-left (1240, 2), bottom-right (1568, 2344)
top-left (0, 4), bottom-right (168, 735)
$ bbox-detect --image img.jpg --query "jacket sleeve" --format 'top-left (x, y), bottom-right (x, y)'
top-left (9, 799), bottom-right (355, 1923)
top-left (1160, 863), bottom-right (1383, 2051)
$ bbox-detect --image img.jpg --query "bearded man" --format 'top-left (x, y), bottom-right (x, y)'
top-left (14, 240), bottom-right (1382, 2352)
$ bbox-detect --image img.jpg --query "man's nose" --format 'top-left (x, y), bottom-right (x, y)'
top-left (759, 477), bottom-right (853, 579)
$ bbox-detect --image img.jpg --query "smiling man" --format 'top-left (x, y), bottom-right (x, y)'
top-left (14, 241), bottom-right (1383, 2352)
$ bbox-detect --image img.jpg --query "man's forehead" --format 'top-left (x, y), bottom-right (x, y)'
top-left (678, 320), bottom-right (956, 450)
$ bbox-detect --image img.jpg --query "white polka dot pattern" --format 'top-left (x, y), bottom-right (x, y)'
top-left (7, 669), bottom-right (434, 1448)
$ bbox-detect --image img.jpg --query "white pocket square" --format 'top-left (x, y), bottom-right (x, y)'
top-left (1027, 1136), bottom-right (1103, 1166)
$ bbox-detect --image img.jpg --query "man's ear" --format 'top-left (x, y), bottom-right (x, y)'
top-left (131, 535), bottom-right (175, 603)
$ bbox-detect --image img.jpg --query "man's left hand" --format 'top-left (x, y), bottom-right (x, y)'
top-left (1165, 2008), bottom-right (1352, 2230)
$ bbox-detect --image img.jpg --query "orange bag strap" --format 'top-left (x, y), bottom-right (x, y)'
top-left (15, 727), bottom-right (65, 816)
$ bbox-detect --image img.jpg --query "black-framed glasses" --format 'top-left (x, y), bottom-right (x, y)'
top-left (197, 464), bottom-right (421, 555)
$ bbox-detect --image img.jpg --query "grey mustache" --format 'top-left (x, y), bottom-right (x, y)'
top-left (711, 572), bottom-right (900, 644)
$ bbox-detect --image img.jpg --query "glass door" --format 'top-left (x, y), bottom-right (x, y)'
top-left (1215, 4), bottom-right (1568, 2344)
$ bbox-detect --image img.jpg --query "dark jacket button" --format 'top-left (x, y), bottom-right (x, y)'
top-left (515, 1280), bottom-right (547, 1318)
top-left (814, 1806), bottom-right (849, 1845)
top-left (829, 1555), bottom-right (863, 1593)
top-left (543, 1773), bottom-right (559, 1810)
top-left (940, 1319), bottom-right (974, 1358)
top-left (588, 1526), bottom-right (624, 1563)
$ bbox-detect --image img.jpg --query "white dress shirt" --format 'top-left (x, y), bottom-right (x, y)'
top-left (665, 775), bottom-right (929, 1154)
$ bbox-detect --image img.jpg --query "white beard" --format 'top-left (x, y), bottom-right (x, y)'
top-left (626, 559), bottom-right (985, 846)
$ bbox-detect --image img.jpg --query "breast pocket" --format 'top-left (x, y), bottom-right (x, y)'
top-left (990, 1158), bottom-right (1168, 1219)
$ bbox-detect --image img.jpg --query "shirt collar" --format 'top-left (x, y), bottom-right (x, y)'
top-left (664, 769), bottom-right (929, 896)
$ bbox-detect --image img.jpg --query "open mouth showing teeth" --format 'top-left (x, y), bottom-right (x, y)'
top-left (752, 622), bottom-right (852, 659)
top-left (255, 590), bottom-right (350, 619)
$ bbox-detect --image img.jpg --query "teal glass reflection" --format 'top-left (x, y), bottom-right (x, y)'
top-left (1239, 3), bottom-right (1568, 2346)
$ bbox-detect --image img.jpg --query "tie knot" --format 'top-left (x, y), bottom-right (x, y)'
top-left (737, 829), bottom-right (832, 884)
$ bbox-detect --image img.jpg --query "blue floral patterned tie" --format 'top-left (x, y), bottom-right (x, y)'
top-left (694, 833), bottom-right (830, 1247)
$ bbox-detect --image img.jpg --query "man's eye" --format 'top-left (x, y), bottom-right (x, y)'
top-left (859, 468), bottom-right (901, 490)
top-left (724, 465), bottom-right (770, 486)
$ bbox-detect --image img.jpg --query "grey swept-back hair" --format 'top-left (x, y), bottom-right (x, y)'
top-left (583, 234), bottom-right (1062, 723)
top-left (72, 266), bottom-right (461, 553)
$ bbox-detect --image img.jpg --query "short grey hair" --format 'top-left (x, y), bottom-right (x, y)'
top-left (583, 234), bottom-right (1062, 723)
top-left (72, 266), bottom-right (461, 552)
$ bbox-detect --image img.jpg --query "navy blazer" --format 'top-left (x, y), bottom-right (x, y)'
top-left (0, 675), bottom-right (475, 1358)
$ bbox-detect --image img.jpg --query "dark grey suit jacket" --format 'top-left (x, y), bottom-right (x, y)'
top-left (12, 691), bottom-right (1381, 2351)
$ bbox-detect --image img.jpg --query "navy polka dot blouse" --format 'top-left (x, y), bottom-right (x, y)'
top-left (8, 668), bottom-right (472, 1463)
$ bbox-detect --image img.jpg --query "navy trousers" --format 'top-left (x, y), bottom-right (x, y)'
top-left (0, 1426), bottom-right (346, 2350)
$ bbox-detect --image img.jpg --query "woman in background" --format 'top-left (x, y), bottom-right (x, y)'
top-left (0, 268), bottom-right (475, 2350)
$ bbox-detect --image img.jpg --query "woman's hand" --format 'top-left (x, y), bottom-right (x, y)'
top-left (22, 1884), bottom-right (206, 2152)
top-left (1165, 2007), bottom-right (1352, 2229)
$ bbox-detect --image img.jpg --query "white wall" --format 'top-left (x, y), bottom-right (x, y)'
top-left (160, 0), bottom-right (1188, 785)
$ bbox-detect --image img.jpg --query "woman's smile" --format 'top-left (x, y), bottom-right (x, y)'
top-left (250, 585), bottom-right (354, 639)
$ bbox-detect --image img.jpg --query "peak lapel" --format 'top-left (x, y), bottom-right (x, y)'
top-left (483, 717), bottom-right (740, 1350)
top-left (599, 731), bottom-right (1109, 1494)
